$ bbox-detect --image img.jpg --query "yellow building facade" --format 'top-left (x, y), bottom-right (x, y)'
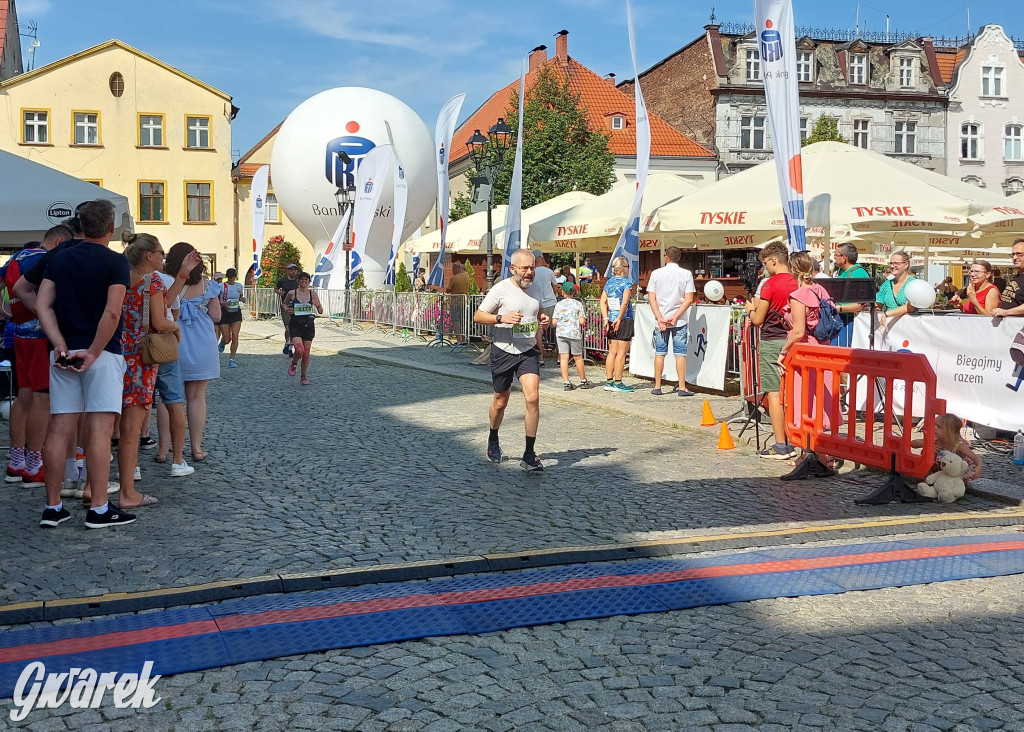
top-left (0, 40), bottom-right (237, 270)
top-left (233, 125), bottom-right (318, 277)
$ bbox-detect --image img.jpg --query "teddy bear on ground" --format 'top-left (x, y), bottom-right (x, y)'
top-left (916, 450), bottom-right (969, 503)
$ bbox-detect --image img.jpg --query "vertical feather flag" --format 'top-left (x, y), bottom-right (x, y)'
top-left (500, 56), bottom-right (528, 281)
top-left (384, 155), bottom-right (409, 286)
top-left (250, 165), bottom-right (269, 285)
top-left (427, 94), bottom-right (467, 288)
top-left (605, 0), bottom-right (650, 284)
top-left (349, 144), bottom-right (394, 284)
top-left (313, 206), bottom-right (351, 289)
top-left (754, 0), bottom-right (807, 251)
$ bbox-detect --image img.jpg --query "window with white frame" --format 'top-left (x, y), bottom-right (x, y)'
top-left (961, 122), bottom-right (982, 160)
top-left (22, 111), bottom-right (48, 144)
top-left (796, 51), bottom-right (814, 82)
top-left (74, 112), bottom-right (99, 145)
top-left (894, 120), bottom-right (916, 154)
top-left (899, 57), bottom-right (915, 87)
top-left (265, 193), bottom-right (280, 223)
top-left (1006, 124), bottom-right (1023, 161)
top-left (139, 115), bottom-right (164, 147)
top-left (745, 49), bottom-right (761, 81)
top-left (800, 117), bottom-right (809, 141)
top-left (611, 116), bottom-right (624, 130)
top-left (982, 65), bottom-right (1005, 97)
top-left (740, 115), bottom-right (767, 149)
top-left (853, 119), bottom-right (869, 149)
top-left (849, 53), bottom-right (867, 84)
top-left (186, 116), bottom-right (211, 148)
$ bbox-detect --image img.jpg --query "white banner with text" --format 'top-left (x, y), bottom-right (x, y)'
top-left (631, 304), bottom-right (731, 390)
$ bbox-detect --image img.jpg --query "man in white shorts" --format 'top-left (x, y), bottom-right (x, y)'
top-left (474, 249), bottom-right (550, 471)
top-left (35, 199), bottom-right (136, 529)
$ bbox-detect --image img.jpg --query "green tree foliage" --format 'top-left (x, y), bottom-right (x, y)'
top-left (395, 261), bottom-right (413, 292)
top-left (450, 189), bottom-right (472, 222)
top-left (802, 114), bottom-right (848, 146)
top-left (352, 271), bottom-right (366, 290)
top-left (463, 260), bottom-right (482, 295)
top-left (256, 235), bottom-right (304, 288)
top-left (453, 67), bottom-right (616, 213)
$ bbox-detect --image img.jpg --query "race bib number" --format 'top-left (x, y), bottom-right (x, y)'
top-left (293, 302), bottom-right (313, 317)
top-left (607, 296), bottom-right (621, 313)
top-left (512, 317), bottom-right (538, 336)
top-left (226, 298), bottom-right (240, 310)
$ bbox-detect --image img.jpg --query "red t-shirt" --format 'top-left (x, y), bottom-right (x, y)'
top-left (758, 272), bottom-right (798, 340)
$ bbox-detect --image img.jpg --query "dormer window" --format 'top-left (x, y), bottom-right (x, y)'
top-left (612, 116), bottom-right (624, 130)
top-left (899, 57), bottom-right (916, 87)
top-left (796, 51), bottom-right (814, 82)
top-left (849, 53), bottom-right (867, 84)
top-left (745, 49), bottom-right (761, 81)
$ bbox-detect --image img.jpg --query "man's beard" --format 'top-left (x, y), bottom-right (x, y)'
top-left (514, 272), bottom-right (533, 289)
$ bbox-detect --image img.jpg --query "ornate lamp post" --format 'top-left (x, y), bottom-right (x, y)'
top-left (466, 118), bottom-right (512, 290)
top-left (332, 150), bottom-right (356, 291)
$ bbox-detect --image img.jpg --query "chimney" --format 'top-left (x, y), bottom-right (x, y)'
top-left (529, 45), bottom-right (547, 72)
top-left (604, 72), bottom-right (616, 86)
top-left (555, 30), bottom-right (568, 63)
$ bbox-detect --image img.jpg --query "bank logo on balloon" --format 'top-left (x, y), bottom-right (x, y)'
top-left (325, 135), bottom-right (376, 189)
top-left (759, 21), bottom-right (783, 62)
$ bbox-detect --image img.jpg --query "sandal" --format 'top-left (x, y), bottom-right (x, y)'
top-left (154, 454), bottom-right (168, 464)
top-left (119, 493), bottom-right (159, 508)
top-left (191, 450), bottom-right (207, 462)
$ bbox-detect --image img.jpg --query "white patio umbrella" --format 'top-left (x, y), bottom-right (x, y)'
top-left (527, 173), bottom-right (699, 253)
top-left (406, 190), bottom-right (596, 254)
top-left (653, 142), bottom-right (1017, 249)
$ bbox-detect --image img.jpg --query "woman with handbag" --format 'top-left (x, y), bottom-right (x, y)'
top-left (118, 233), bottom-right (179, 509)
top-left (166, 243), bottom-right (221, 461)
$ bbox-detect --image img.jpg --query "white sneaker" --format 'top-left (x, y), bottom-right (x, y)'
top-left (170, 461), bottom-right (195, 477)
top-left (134, 466), bottom-right (142, 481)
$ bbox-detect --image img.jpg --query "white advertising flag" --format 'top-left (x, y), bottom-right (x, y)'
top-left (754, 0), bottom-right (807, 251)
top-left (313, 207), bottom-right (351, 290)
top-left (350, 144), bottom-right (394, 284)
top-left (501, 57), bottom-right (528, 281)
top-left (385, 153), bottom-right (409, 286)
top-left (427, 93), bottom-right (467, 288)
top-left (250, 165), bottom-right (270, 284)
top-left (606, 0), bottom-right (650, 283)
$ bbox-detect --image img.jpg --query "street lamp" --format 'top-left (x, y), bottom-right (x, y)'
top-left (332, 151), bottom-right (355, 290)
top-left (466, 118), bottom-right (512, 289)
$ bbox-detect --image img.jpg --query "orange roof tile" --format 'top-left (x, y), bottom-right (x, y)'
top-left (235, 163), bottom-right (265, 179)
top-left (933, 48), bottom-right (965, 85)
top-left (451, 55), bottom-right (712, 164)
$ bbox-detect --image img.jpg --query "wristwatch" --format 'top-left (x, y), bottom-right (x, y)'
top-left (495, 314), bottom-right (503, 324)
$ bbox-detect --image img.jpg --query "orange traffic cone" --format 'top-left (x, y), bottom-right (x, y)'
top-left (717, 422), bottom-right (736, 450)
top-left (700, 399), bottom-right (717, 427)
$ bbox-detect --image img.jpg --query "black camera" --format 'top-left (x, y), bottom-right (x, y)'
top-left (738, 261), bottom-right (761, 296)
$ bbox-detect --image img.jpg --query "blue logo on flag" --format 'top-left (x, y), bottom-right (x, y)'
top-left (255, 195), bottom-right (263, 210)
top-left (760, 27), bottom-right (783, 62)
top-left (438, 144), bottom-right (446, 166)
top-left (364, 178), bottom-right (374, 194)
top-left (325, 136), bottom-right (376, 188)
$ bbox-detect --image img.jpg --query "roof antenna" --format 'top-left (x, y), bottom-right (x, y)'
top-left (709, 5), bottom-right (716, 24)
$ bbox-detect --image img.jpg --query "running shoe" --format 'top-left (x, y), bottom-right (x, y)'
top-left (677, 389), bottom-right (695, 397)
top-left (84, 505), bottom-right (136, 529)
top-left (579, 380), bottom-right (593, 389)
top-left (5, 465), bottom-right (23, 483)
top-left (650, 387), bottom-right (666, 396)
top-left (288, 363), bottom-right (297, 377)
top-left (228, 359), bottom-right (238, 368)
top-left (134, 466), bottom-right (142, 481)
top-left (170, 461), bottom-right (195, 477)
top-left (563, 382), bottom-right (575, 391)
top-left (613, 381), bottom-right (633, 392)
top-left (218, 341), bottom-right (226, 353)
top-left (756, 444), bottom-right (798, 460)
top-left (486, 442), bottom-right (502, 463)
top-left (139, 436), bottom-right (157, 449)
top-left (21, 467), bottom-right (45, 488)
top-left (39, 506), bottom-right (71, 528)
top-left (603, 380), bottom-right (617, 391)
top-left (300, 377), bottom-right (310, 386)
top-left (520, 454), bottom-right (544, 472)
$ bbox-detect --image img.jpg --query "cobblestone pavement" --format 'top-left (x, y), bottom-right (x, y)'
top-left (0, 325), bottom-right (1019, 606)
top-left (3, 569), bottom-right (1024, 730)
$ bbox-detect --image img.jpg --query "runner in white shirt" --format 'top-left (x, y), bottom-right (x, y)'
top-left (647, 246), bottom-right (696, 397)
top-left (530, 250), bottom-right (559, 366)
top-left (474, 249), bottom-right (551, 471)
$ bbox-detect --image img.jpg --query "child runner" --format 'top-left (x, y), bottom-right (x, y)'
top-left (552, 281), bottom-right (590, 390)
top-left (283, 272), bottom-right (323, 385)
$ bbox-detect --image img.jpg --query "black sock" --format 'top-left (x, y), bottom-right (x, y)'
top-left (489, 428), bottom-right (499, 444)
top-left (525, 436), bottom-right (536, 456)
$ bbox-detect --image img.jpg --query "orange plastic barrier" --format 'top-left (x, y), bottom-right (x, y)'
top-left (739, 316), bottom-right (761, 404)
top-left (780, 344), bottom-right (947, 503)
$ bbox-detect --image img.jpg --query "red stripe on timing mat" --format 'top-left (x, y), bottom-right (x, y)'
top-left (5, 540), bottom-right (1022, 663)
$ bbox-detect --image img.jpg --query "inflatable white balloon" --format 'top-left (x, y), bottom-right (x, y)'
top-left (270, 88), bottom-right (437, 289)
top-left (703, 280), bottom-right (725, 302)
top-left (904, 278), bottom-right (937, 309)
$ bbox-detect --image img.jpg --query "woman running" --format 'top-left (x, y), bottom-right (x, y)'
top-left (283, 272), bottom-right (323, 385)
top-left (217, 268), bottom-right (245, 368)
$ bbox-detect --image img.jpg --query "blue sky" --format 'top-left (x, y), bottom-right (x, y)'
top-left (16, 0), bottom-right (1016, 158)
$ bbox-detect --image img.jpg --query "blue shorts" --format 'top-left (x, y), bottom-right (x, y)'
top-left (652, 324), bottom-right (688, 356)
top-left (155, 360), bottom-right (185, 404)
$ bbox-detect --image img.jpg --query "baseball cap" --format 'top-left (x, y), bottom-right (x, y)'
top-left (213, 271), bottom-right (224, 280)
top-left (561, 281), bottom-right (575, 294)
top-left (287, 262), bottom-right (299, 269)
top-left (531, 249), bottom-right (543, 259)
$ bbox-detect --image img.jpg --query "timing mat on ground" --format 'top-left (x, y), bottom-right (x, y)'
top-left (3, 533), bottom-right (1023, 697)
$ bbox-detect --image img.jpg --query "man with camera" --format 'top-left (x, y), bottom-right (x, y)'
top-left (35, 200), bottom-right (136, 529)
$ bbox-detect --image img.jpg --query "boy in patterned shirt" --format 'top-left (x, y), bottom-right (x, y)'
top-left (552, 282), bottom-right (590, 390)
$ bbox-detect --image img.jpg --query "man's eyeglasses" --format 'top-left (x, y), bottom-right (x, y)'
top-left (1011, 252), bottom-right (1024, 259)
top-left (514, 265), bottom-right (536, 272)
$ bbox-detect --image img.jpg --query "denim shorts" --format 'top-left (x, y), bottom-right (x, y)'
top-left (652, 324), bottom-right (688, 356)
top-left (155, 359), bottom-right (185, 404)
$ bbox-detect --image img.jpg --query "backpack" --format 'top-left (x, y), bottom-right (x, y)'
top-left (813, 289), bottom-right (844, 342)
